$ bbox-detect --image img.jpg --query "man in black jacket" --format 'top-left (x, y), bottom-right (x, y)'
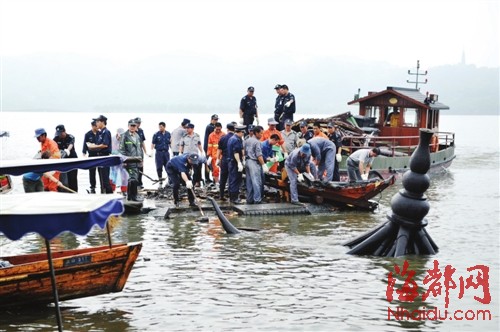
top-left (82, 120), bottom-right (98, 193)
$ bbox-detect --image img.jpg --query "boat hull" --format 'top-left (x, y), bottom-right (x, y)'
top-left (265, 174), bottom-right (396, 210)
top-left (0, 243), bottom-right (142, 308)
top-left (338, 145), bottom-right (455, 180)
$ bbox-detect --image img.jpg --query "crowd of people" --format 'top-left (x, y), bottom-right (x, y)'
top-left (23, 84), bottom-right (381, 206)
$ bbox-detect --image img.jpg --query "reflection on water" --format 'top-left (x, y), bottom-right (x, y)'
top-left (0, 306), bottom-right (131, 331)
top-left (0, 114), bottom-right (498, 331)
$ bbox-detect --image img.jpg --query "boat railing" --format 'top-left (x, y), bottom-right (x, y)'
top-left (341, 131), bottom-right (455, 157)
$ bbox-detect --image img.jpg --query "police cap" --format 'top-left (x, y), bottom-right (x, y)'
top-left (235, 125), bottom-right (246, 133)
top-left (93, 115), bottom-right (107, 122)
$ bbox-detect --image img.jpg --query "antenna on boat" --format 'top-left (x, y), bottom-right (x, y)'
top-left (353, 88), bottom-right (361, 100)
top-left (407, 60), bottom-right (428, 90)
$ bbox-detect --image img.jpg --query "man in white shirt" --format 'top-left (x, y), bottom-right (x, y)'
top-left (346, 147), bottom-right (381, 182)
top-left (171, 118), bottom-right (190, 156)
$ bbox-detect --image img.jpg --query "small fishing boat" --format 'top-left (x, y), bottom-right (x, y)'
top-left (0, 238), bottom-right (142, 308)
top-left (265, 173), bottom-right (396, 210)
top-left (0, 156), bottom-right (142, 331)
top-left (293, 79), bottom-right (455, 179)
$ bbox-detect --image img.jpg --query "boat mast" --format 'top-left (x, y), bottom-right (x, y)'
top-left (407, 60), bottom-right (428, 90)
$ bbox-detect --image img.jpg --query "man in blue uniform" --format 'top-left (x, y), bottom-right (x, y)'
top-left (82, 120), bottom-right (98, 193)
top-left (166, 153), bottom-right (199, 207)
top-left (227, 125), bottom-right (246, 204)
top-left (298, 121), bottom-right (314, 141)
top-left (261, 134), bottom-right (280, 164)
top-left (243, 125), bottom-right (267, 204)
top-left (239, 86), bottom-right (259, 129)
top-left (285, 143), bottom-right (313, 205)
top-left (54, 124), bottom-right (78, 192)
top-left (217, 122), bottom-right (235, 201)
top-left (151, 121), bottom-right (171, 183)
top-left (89, 115), bottom-right (113, 193)
top-left (203, 114), bottom-right (218, 184)
top-left (273, 84), bottom-right (284, 130)
top-left (278, 84), bottom-right (296, 130)
top-left (327, 122), bottom-right (343, 181)
top-left (308, 137), bottom-right (336, 183)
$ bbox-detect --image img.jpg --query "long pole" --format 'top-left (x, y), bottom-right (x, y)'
top-left (415, 60), bottom-right (420, 89)
top-left (106, 223), bottom-right (113, 248)
top-left (45, 239), bottom-right (63, 332)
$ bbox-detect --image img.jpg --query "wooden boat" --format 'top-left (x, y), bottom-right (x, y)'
top-left (292, 85), bottom-right (455, 180)
top-left (265, 173), bottom-right (396, 210)
top-left (0, 242), bottom-right (142, 308)
top-left (0, 157), bottom-right (142, 331)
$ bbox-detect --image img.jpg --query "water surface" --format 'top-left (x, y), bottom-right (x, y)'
top-left (0, 113), bottom-right (498, 331)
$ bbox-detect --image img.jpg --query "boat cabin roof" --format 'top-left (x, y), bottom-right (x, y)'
top-left (348, 86), bottom-right (449, 110)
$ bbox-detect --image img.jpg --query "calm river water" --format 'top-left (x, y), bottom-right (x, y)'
top-left (0, 112), bottom-right (498, 331)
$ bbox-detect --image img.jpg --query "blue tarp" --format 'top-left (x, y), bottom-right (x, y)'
top-left (0, 193), bottom-right (124, 241)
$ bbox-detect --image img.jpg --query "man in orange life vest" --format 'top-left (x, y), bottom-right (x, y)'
top-left (34, 128), bottom-right (61, 191)
top-left (207, 122), bottom-right (225, 183)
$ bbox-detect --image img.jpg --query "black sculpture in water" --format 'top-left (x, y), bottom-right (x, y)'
top-left (344, 129), bottom-right (439, 257)
top-left (206, 196), bottom-right (241, 234)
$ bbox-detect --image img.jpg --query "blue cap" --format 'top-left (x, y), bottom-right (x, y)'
top-left (188, 153), bottom-right (199, 165)
top-left (34, 128), bottom-right (46, 138)
top-left (300, 143), bottom-right (311, 156)
top-left (186, 123), bottom-right (195, 129)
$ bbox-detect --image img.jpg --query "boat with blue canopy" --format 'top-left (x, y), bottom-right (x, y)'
top-left (0, 156), bottom-right (142, 332)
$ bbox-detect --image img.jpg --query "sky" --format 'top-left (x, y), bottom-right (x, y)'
top-left (0, 0), bottom-right (498, 68)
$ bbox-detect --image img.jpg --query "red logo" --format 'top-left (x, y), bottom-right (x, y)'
top-left (386, 260), bottom-right (492, 321)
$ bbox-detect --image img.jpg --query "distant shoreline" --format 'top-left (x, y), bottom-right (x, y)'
top-left (1, 109), bottom-right (498, 115)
